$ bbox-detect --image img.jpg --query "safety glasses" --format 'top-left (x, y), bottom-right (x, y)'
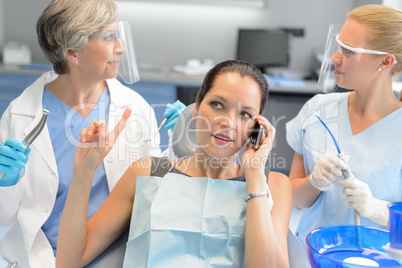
top-left (336, 35), bottom-right (389, 55)
top-left (89, 30), bottom-right (120, 43)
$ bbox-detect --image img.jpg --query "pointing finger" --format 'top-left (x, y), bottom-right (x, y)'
top-left (108, 108), bottom-right (131, 145)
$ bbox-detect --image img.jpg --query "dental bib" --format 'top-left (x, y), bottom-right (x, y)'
top-left (123, 173), bottom-right (273, 267)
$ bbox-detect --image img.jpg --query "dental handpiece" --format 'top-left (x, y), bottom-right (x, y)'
top-left (0, 110), bottom-right (50, 185)
top-left (22, 109), bottom-right (50, 153)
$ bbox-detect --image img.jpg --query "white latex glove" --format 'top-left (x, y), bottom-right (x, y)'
top-left (337, 179), bottom-right (390, 227)
top-left (309, 154), bottom-right (348, 191)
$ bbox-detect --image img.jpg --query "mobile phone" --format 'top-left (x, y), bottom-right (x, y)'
top-left (250, 123), bottom-right (266, 149)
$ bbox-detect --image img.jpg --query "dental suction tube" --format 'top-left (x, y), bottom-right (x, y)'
top-left (314, 112), bottom-right (360, 225)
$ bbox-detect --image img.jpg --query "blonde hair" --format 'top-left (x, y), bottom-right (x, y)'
top-left (37, 0), bottom-right (118, 74)
top-left (349, 4), bottom-right (402, 75)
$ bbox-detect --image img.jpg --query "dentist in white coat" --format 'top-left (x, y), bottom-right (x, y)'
top-left (0, 0), bottom-right (184, 267)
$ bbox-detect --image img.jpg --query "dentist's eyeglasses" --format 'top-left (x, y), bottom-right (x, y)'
top-left (89, 30), bottom-right (120, 44)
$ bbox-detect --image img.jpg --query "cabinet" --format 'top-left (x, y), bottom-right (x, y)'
top-left (263, 92), bottom-right (315, 175)
top-left (120, 81), bottom-right (177, 147)
top-left (0, 73), bottom-right (39, 116)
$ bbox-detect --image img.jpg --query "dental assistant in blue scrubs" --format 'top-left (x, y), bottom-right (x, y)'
top-left (286, 4), bottom-right (402, 247)
top-left (0, 0), bottom-right (184, 267)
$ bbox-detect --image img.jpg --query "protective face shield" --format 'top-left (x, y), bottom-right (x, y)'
top-left (317, 24), bottom-right (342, 93)
top-left (89, 20), bottom-right (140, 84)
top-left (318, 24), bottom-right (392, 93)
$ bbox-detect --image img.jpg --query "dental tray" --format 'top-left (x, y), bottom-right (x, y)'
top-left (306, 225), bottom-right (402, 267)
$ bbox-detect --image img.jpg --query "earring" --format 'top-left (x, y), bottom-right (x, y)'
top-left (75, 60), bottom-right (79, 64)
top-left (378, 67), bottom-right (382, 72)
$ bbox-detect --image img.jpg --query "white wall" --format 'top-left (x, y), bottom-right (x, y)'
top-left (0, 0), bottom-right (4, 53)
top-left (0, 0), bottom-right (385, 72)
top-left (383, 0), bottom-right (402, 9)
top-left (2, 0), bottom-right (50, 63)
top-left (115, 0), bottom-right (354, 72)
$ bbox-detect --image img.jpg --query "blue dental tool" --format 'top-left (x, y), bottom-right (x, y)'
top-left (314, 112), bottom-right (360, 225)
top-left (314, 112), bottom-right (341, 153)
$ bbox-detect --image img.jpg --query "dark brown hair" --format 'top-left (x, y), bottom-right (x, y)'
top-left (196, 60), bottom-right (269, 113)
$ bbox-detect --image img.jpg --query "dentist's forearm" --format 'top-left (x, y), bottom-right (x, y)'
top-left (56, 169), bottom-right (94, 268)
top-left (290, 175), bottom-right (321, 209)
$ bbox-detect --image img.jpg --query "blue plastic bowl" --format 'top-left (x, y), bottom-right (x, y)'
top-left (306, 225), bottom-right (402, 268)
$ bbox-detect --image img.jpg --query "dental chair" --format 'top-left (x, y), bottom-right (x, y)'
top-left (172, 103), bottom-right (310, 268)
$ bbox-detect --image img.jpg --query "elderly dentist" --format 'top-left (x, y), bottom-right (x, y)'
top-left (0, 0), bottom-right (185, 267)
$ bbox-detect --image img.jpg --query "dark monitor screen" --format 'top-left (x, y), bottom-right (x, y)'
top-left (236, 29), bottom-right (289, 70)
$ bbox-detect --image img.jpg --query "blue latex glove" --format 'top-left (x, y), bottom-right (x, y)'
top-left (0, 138), bottom-right (31, 187)
top-left (163, 101), bottom-right (186, 130)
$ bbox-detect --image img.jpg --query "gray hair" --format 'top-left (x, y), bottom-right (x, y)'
top-left (36, 0), bottom-right (118, 74)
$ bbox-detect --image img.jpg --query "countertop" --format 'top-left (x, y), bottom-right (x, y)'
top-left (137, 66), bottom-right (322, 95)
top-left (0, 63), bottom-right (322, 95)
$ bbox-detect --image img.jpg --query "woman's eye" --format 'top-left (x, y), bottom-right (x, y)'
top-left (104, 34), bottom-right (115, 42)
top-left (240, 111), bottom-right (252, 119)
top-left (339, 46), bottom-right (355, 56)
top-left (211, 101), bottom-right (222, 109)
top-left (344, 48), bottom-right (354, 55)
top-left (340, 47), bottom-right (354, 56)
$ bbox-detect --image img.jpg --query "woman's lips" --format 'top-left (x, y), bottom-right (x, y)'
top-left (212, 134), bottom-right (234, 145)
top-left (110, 62), bottom-right (120, 69)
top-left (334, 68), bottom-right (342, 75)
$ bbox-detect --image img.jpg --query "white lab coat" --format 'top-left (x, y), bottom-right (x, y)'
top-left (0, 71), bottom-right (164, 268)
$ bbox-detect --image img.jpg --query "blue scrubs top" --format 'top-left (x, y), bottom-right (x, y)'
top-left (42, 87), bottom-right (110, 255)
top-left (286, 92), bottom-right (402, 247)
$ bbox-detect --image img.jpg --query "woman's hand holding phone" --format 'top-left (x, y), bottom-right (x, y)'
top-left (241, 115), bottom-right (276, 171)
top-left (250, 124), bottom-right (265, 149)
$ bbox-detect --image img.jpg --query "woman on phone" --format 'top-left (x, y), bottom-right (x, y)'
top-left (57, 60), bottom-right (292, 268)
